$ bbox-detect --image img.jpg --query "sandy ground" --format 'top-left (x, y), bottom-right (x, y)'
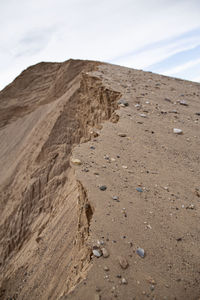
top-left (0, 60), bottom-right (199, 300)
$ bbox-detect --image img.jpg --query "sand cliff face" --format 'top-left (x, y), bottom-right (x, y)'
top-left (0, 60), bottom-right (200, 300)
top-left (0, 59), bottom-right (121, 299)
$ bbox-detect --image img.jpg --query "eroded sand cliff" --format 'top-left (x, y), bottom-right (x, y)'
top-left (0, 60), bottom-right (199, 300)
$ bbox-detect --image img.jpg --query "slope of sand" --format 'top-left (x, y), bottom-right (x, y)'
top-left (0, 59), bottom-right (199, 300)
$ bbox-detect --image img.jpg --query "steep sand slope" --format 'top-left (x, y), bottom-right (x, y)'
top-left (0, 60), bottom-right (200, 300)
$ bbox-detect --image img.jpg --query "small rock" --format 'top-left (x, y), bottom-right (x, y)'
top-left (173, 128), bottom-right (183, 134)
top-left (118, 256), bottom-right (129, 269)
top-left (179, 100), bottom-right (188, 106)
top-left (112, 196), bottom-right (119, 201)
top-left (118, 99), bottom-right (129, 106)
top-left (139, 113), bottom-right (147, 118)
top-left (136, 247), bottom-right (145, 258)
top-left (136, 187), bottom-right (143, 192)
top-left (135, 103), bottom-right (141, 108)
top-left (96, 287), bottom-right (101, 292)
top-left (186, 204), bottom-right (195, 210)
top-left (118, 133), bottom-right (127, 137)
top-left (164, 97), bottom-right (172, 102)
top-left (195, 112), bottom-right (200, 116)
top-left (116, 274), bottom-right (121, 278)
top-left (121, 278), bottom-right (128, 284)
top-left (99, 185), bottom-right (107, 191)
top-left (94, 294), bottom-right (101, 300)
top-left (102, 248), bottom-right (109, 258)
top-left (150, 285), bottom-right (155, 291)
top-left (122, 165), bottom-right (128, 169)
top-left (93, 246), bottom-right (102, 257)
top-left (71, 158), bottom-right (82, 165)
top-left (104, 266), bottom-right (109, 271)
top-left (90, 146), bottom-right (95, 150)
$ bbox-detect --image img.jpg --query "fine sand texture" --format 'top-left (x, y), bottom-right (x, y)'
top-left (0, 59), bottom-right (199, 300)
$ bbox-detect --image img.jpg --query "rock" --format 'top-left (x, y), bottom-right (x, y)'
top-left (122, 165), bottom-right (128, 169)
top-left (186, 204), bottom-right (195, 210)
top-left (118, 256), bottom-right (129, 269)
top-left (96, 287), bottom-right (101, 292)
top-left (136, 187), bottom-right (143, 192)
top-left (104, 266), bottom-right (109, 271)
top-left (93, 246), bottom-right (102, 257)
top-left (136, 247), bottom-right (145, 258)
top-left (195, 112), bottom-right (200, 116)
top-left (102, 248), bottom-right (109, 258)
top-left (118, 133), bottom-right (127, 137)
top-left (164, 97), bottom-right (172, 102)
top-left (118, 99), bottom-right (129, 106)
top-left (139, 113), bottom-right (147, 118)
top-left (99, 185), bottom-right (107, 191)
top-left (90, 146), bottom-right (95, 150)
top-left (71, 158), bottom-right (82, 165)
top-left (94, 294), bottom-right (101, 300)
top-left (112, 196), bottom-right (119, 202)
top-left (121, 278), bottom-right (128, 284)
top-left (179, 100), bottom-right (188, 106)
top-left (173, 128), bottom-right (183, 134)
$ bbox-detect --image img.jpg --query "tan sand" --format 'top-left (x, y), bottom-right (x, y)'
top-left (0, 59), bottom-right (199, 300)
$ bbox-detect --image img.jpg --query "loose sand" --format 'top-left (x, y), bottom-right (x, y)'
top-left (0, 59), bottom-right (199, 300)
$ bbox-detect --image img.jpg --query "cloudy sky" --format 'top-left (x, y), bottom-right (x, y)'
top-left (0, 0), bottom-right (200, 90)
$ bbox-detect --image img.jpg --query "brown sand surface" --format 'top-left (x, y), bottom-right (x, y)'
top-left (0, 59), bottom-right (199, 300)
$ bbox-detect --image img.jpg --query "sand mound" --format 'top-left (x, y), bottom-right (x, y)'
top-left (0, 59), bottom-right (200, 300)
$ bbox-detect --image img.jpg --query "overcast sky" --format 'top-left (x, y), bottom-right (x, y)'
top-left (0, 0), bottom-right (200, 90)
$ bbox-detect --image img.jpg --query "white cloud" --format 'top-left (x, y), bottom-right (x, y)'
top-left (163, 58), bottom-right (200, 76)
top-left (0, 0), bottom-right (200, 89)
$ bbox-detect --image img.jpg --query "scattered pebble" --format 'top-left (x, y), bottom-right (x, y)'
top-left (71, 158), bottom-right (82, 165)
top-left (99, 185), bottom-right (107, 191)
top-left (104, 266), bottom-right (109, 271)
top-left (139, 113), bottom-right (147, 118)
top-left (118, 256), bottom-right (129, 269)
top-left (118, 133), bottom-right (127, 137)
top-left (136, 247), bottom-right (145, 258)
top-left (93, 247), bottom-right (102, 257)
top-left (102, 248), bottom-right (109, 258)
top-left (112, 196), bottom-right (119, 201)
top-left (164, 97), bottom-right (172, 102)
top-left (136, 187), bottom-right (143, 192)
top-left (173, 128), bottom-right (183, 134)
top-left (122, 165), bottom-right (128, 169)
top-left (94, 294), bottom-right (101, 300)
top-left (179, 100), bottom-right (188, 106)
top-left (195, 112), bottom-right (200, 116)
top-left (186, 204), bottom-right (195, 210)
top-left (121, 278), bottom-right (128, 284)
top-left (118, 99), bottom-right (129, 106)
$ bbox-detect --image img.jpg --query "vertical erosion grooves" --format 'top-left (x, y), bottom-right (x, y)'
top-left (0, 69), bottom-right (121, 298)
top-left (60, 73), bottom-right (122, 296)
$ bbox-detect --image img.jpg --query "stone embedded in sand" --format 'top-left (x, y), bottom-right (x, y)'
top-left (118, 256), bottom-right (129, 269)
top-left (118, 99), bottom-right (129, 106)
top-left (173, 128), bottom-right (183, 134)
top-left (94, 294), bottom-right (101, 300)
top-left (104, 266), bottom-right (109, 271)
top-left (121, 278), bottom-right (128, 284)
top-left (136, 247), bottom-right (145, 258)
top-left (179, 100), bottom-right (188, 106)
top-left (71, 158), bottom-right (82, 165)
top-left (102, 247), bottom-right (109, 258)
top-left (139, 113), bottom-right (147, 118)
top-left (118, 133), bottom-right (127, 137)
top-left (99, 185), bottom-right (107, 191)
top-left (164, 97), bottom-right (172, 102)
top-left (195, 112), bottom-right (200, 116)
top-left (136, 187), bottom-right (143, 192)
top-left (112, 196), bottom-right (119, 201)
top-left (93, 247), bottom-right (102, 257)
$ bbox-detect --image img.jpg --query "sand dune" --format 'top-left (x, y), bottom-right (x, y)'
top-left (0, 59), bottom-right (199, 300)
